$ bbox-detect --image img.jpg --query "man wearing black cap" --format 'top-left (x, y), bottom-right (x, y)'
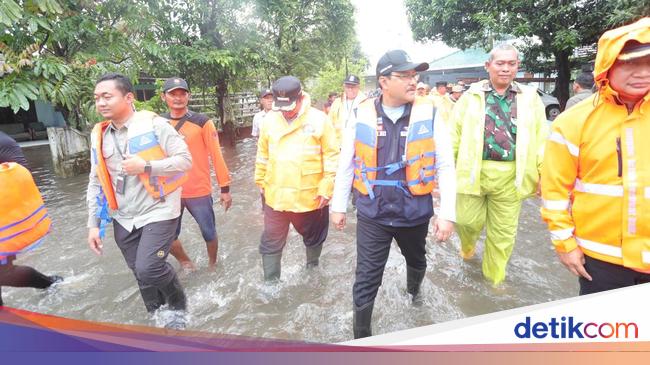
top-left (328, 75), bottom-right (366, 146)
top-left (254, 76), bottom-right (339, 281)
top-left (252, 88), bottom-right (273, 138)
top-left (160, 77), bottom-right (232, 271)
top-left (330, 50), bottom-right (457, 338)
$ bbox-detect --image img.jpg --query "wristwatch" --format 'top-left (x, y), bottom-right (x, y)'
top-left (144, 162), bottom-right (152, 174)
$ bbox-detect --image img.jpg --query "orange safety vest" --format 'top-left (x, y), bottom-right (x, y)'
top-left (353, 97), bottom-right (437, 199)
top-left (90, 111), bottom-right (188, 211)
top-left (0, 162), bottom-right (51, 263)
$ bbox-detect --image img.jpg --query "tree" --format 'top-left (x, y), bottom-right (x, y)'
top-left (405, 0), bottom-right (650, 108)
top-left (254, 0), bottom-right (357, 83)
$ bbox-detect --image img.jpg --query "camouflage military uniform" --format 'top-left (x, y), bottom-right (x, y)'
top-left (482, 84), bottom-right (518, 161)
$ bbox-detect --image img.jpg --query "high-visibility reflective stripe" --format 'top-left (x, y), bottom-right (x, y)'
top-left (625, 128), bottom-right (637, 236)
top-left (574, 179), bottom-right (623, 197)
top-left (645, 187), bottom-right (650, 198)
top-left (577, 237), bottom-right (622, 258)
top-left (549, 131), bottom-right (579, 157)
top-left (256, 158), bottom-right (268, 165)
top-left (642, 252), bottom-right (650, 264)
top-left (550, 227), bottom-right (574, 241)
top-left (543, 199), bottom-right (570, 211)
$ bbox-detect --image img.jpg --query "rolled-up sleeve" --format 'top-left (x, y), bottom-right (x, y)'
top-left (150, 117), bottom-right (192, 176)
top-left (86, 139), bottom-right (102, 228)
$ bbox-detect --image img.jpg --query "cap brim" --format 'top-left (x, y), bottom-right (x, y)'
top-left (618, 45), bottom-right (650, 61)
top-left (272, 100), bottom-right (297, 111)
top-left (343, 81), bottom-right (360, 85)
top-left (164, 86), bottom-right (189, 93)
top-left (392, 62), bottom-right (429, 73)
top-left (260, 92), bottom-right (273, 98)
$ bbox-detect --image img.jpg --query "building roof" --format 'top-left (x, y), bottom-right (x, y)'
top-left (428, 48), bottom-right (489, 70)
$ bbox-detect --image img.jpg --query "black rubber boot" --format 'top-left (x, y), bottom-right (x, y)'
top-left (139, 284), bottom-right (166, 313)
top-left (353, 301), bottom-right (374, 339)
top-left (407, 266), bottom-right (426, 306)
top-left (158, 276), bottom-right (187, 330)
top-left (305, 244), bottom-right (323, 268)
top-left (262, 253), bottom-right (282, 282)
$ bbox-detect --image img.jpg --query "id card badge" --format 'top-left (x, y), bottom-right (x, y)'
top-left (115, 174), bottom-right (127, 195)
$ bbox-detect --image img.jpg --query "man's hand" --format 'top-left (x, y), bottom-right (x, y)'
top-left (331, 212), bottom-right (346, 230)
top-left (121, 155), bottom-right (146, 175)
top-left (432, 218), bottom-right (454, 241)
top-left (557, 247), bottom-right (592, 281)
top-left (536, 180), bottom-right (542, 197)
top-left (220, 192), bottom-right (232, 212)
top-left (88, 228), bottom-right (103, 256)
top-left (315, 195), bottom-right (329, 209)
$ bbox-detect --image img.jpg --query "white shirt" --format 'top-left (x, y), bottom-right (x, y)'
top-left (330, 107), bottom-right (457, 222)
top-left (251, 110), bottom-right (269, 137)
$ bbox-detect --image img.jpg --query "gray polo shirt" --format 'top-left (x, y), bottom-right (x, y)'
top-left (86, 114), bottom-right (192, 231)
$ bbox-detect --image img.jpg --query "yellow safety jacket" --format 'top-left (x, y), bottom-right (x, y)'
top-left (255, 93), bottom-right (339, 212)
top-left (450, 80), bottom-right (548, 198)
top-left (353, 97), bottom-right (437, 199)
top-left (328, 93), bottom-right (366, 146)
top-left (541, 17), bottom-right (650, 270)
top-left (437, 94), bottom-right (457, 127)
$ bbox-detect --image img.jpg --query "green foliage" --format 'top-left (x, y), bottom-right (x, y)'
top-left (405, 0), bottom-right (650, 106)
top-left (310, 57), bottom-right (367, 103)
top-left (1, 0), bottom-right (360, 128)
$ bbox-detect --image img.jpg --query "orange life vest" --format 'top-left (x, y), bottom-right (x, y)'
top-left (0, 162), bottom-right (51, 263)
top-left (90, 111), bottom-right (187, 225)
top-left (353, 97), bottom-right (437, 199)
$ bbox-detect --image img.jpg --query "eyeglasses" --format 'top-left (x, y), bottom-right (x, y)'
top-left (389, 73), bottom-right (420, 82)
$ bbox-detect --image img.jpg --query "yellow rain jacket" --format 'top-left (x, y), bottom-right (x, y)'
top-left (255, 93), bottom-right (339, 212)
top-left (328, 93), bottom-right (366, 146)
top-left (541, 17), bottom-right (650, 270)
top-left (450, 80), bottom-right (548, 199)
top-left (437, 94), bottom-right (457, 127)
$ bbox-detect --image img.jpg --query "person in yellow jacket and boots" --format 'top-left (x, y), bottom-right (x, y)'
top-left (328, 75), bottom-right (366, 147)
top-left (541, 17), bottom-right (650, 295)
top-left (255, 76), bottom-right (339, 282)
top-left (450, 43), bottom-right (548, 287)
top-left (437, 84), bottom-right (464, 127)
top-left (86, 73), bottom-right (192, 329)
top-left (331, 50), bottom-right (456, 339)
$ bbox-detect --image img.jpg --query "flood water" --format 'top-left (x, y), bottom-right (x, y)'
top-left (4, 139), bottom-right (577, 343)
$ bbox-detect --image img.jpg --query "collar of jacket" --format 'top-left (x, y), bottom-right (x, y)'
top-left (468, 79), bottom-right (522, 96)
top-left (596, 82), bottom-right (650, 112)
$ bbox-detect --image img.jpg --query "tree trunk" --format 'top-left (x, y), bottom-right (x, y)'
top-left (216, 79), bottom-right (228, 128)
top-left (554, 50), bottom-right (571, 110)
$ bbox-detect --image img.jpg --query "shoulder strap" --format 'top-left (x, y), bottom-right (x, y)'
top-left (173, 114), bottom-right (190, 132)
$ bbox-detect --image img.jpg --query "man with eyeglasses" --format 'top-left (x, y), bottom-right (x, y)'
top-left (450, 44), bottom-right (548, 287)
top-left (330, 49), bottom-right (456, 338)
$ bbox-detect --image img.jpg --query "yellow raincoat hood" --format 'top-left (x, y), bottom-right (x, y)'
top-left (594, 17), bottom-right (650, 88)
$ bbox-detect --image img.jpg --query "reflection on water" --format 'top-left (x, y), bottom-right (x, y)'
top-left (5, 140), bottom-right (577, 342)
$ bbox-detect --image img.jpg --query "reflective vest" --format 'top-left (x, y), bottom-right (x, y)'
top-left (0, 162), bottom-right (51, 264)
top-left (90, 111), bottom-right (187, 235)
top-left (353, 97), bottom-right (437, 199)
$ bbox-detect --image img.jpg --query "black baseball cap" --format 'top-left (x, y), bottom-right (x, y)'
top-left (260, 88), bottom-right (273, 98)
top-left (272, 76), bottom-right (302, 111)
top-left (376, 50), bottom-right (429, 77)
top-left (343, 75), bottom-right (360, 85)
top-left (162, 77), bottom-right (190, 93)
top-left (618, 41), bottom-right (650, 61)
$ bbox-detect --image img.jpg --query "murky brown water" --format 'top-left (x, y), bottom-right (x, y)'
top-left (4, 139), bottom-right (577, 342)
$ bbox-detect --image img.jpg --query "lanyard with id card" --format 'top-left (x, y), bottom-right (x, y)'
top-left (111, 130), bottom-right (129, 195)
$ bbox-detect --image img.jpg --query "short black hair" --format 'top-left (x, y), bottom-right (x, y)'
top-left (95, 72), bottom-right (134, 95)
top-left (574, 71), bottom-right (594, 89)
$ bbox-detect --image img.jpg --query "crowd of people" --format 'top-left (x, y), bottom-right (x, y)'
top-left (1, 17), bottom-right (648, 339)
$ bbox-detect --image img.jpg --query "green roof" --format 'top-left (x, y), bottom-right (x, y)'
top-left (428, 48), bottom-right (489, 70)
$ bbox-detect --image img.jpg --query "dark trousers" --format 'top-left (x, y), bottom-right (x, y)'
top-left (580, 255), bottom-right (650, 295)
top-left (353, 215), bottom-right (429, 308)
top-left (114, 218), bottom-right (179, 291)
top-left (259, 204), bottom-right (329, 255)
top-left (0, 257), bottom-right (54, 306)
